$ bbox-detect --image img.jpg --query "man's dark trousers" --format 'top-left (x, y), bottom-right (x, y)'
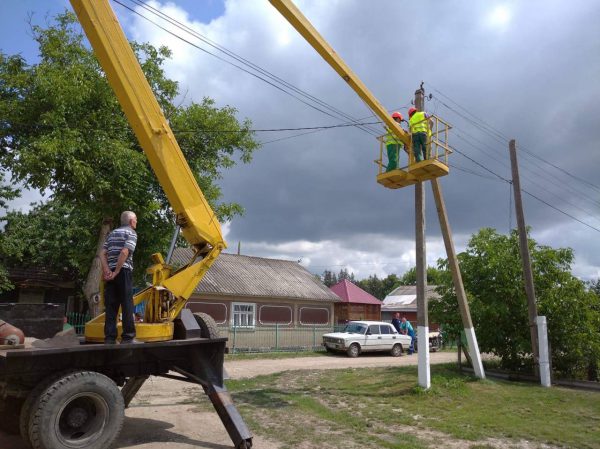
top-left (412, 132), bottom-right (428, 162)
top-left (104, 268), bottom-right (136, 342)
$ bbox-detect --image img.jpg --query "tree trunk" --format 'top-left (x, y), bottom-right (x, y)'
top-left (82, 218), bottom-right (113, 318)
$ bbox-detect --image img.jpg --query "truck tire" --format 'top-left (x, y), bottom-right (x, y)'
top-left (193, 312), bottom-right (220, 339)
top-left (28, 371), bottom-right (124, 449)
top-left (21, 371), bottom-right (72, 446)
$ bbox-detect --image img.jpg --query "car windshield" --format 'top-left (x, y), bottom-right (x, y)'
top-left (343, 323), bottom-right (367, 334)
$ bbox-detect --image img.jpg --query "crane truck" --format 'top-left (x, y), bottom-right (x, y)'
top-left (0, 1), bottom-right (452, 448)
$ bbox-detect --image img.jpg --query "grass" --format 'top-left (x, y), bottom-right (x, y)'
top-left (214, 363), bottom-right (600, 449)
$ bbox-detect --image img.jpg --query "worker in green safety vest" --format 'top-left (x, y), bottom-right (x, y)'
top-left (384, 111), bottom-right (406, 172)
top-left (408, 107), bottom-right (432, 163)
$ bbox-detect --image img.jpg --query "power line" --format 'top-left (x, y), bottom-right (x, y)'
top-left (428, 83), bottom-right (600, 193)
top-left (117, 0), bottom-right (384, 137)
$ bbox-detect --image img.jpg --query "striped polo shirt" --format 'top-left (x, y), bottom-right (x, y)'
top-left (103, 225), bottom-right (137, 271)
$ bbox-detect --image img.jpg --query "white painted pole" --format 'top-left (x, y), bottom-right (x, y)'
top-left (417, 326), bottom-right (431, 388)
top-left (536, 316), bottom-right (551, 387)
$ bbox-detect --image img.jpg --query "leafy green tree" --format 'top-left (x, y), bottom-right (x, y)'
top-left (398, 266), bottom-right (444, 286)
top-left (431, 228), bottom-right (600, 380)
top-left (337, 268), bottom-right (355, 283)
top-left (321, 270), bottom-right (337, 288)
top-left (0, 13), bottom-right (259, 307)
top-left (357, 274), bottom-right (400, 300)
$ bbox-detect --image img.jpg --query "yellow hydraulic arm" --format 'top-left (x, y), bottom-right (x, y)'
top-left (269, 0), bottom-right (410, 147)
top-left (269, 0), bottom-right (451, 189)
top-left (70, 0), bottom-right (226, 341)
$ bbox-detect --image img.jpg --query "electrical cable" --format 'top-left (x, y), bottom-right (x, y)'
top-left (118, 0), bottom-right (384, 137)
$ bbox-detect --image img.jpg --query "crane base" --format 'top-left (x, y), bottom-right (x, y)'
top-left (84, 321), bottom-right (174, 343)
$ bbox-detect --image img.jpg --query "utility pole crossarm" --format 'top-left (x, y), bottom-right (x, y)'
top-left (269, 0), bottom-right (411, 147)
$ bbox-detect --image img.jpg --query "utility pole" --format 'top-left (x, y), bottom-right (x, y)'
top-left (415, 84), bottom-right (430, 389)
top-left (509, 139), bottom-right (540, 377)
top-left (431, 179), bottom-right (485, 378)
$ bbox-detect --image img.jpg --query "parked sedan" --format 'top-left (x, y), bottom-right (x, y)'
top-left (322, 320), bottom-right (412, 357)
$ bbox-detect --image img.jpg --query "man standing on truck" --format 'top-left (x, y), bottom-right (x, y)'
top-left (101, 211), bottom-right (138, 344)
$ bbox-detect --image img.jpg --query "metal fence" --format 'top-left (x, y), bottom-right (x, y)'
top-left (66, 312), bottom-right (90, 335)
top-left (218, 325), bottom-right (336, 353)
top-left (67, 312), bottom-right (344, 353)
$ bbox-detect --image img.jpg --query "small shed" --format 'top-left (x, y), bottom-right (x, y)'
top-left (381, 285), bottom-right (440, 330)
top-left (330, 279), bottom-right (381, 324)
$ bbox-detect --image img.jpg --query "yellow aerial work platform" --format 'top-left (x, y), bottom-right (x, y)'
top-left (376, 115), bottom-right (453, 189)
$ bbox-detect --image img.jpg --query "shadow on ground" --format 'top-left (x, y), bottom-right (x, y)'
top-left (114, 416), bottom-right (233, 449)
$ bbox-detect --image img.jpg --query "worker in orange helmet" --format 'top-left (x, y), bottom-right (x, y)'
top-left (408, 107), bottom-right (432, 163)
top-left (384, 111), bottom-right (406, 172)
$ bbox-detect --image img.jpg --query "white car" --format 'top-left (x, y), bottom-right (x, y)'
top-left (322, 320), bottom-right (413, 357)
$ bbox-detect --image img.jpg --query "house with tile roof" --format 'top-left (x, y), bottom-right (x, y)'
top-left (171, 248), bottom-right (340, 329)
top-left (329, 279), bottom-right (381, 324)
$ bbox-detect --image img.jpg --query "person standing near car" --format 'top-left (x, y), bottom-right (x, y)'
top-left (391, 312), bottom-right (402, 333)
top-left (400, 317), bottom-right (415, 354)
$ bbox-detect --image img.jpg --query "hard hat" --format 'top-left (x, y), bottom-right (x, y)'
top-left (408, 107), bottom-right (417, 117)
top-left (391, 111), bottom-right (403, 121)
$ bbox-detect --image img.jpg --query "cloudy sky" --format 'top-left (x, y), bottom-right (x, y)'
top-left (2, 0), bottom-right (600, 281)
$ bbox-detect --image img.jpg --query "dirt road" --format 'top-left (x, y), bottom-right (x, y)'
top-left (0, 351), bottom-right (457, 449)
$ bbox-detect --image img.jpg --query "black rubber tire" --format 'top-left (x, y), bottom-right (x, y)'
top-left (21, 371), bottom-right (72, 446)
top-left (391, 344), bottom-right (403, 357)
top-left (28, 371), bottom-right (124, 449)
top-left (346, 343), bottom-right (360, 358)
top-left (325, 346), bottom-right (334, 353)
top-left (193, 312), bottom-right (220, 339)
top-left (0, 396), bottom-right (24, 434)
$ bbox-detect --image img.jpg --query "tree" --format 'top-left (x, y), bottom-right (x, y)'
top-left (431, 228), bottom-right (600, 380)
top-left (321, 270), bottom-right (338, 288)
top-left (357, 274), bottom-right (400, 300)
top-left (0, 13), bottom-right (259, 309)
top-left (337, 268), bottom-right (355, 283)
top-left (398, 266), bottom-right (444, 286)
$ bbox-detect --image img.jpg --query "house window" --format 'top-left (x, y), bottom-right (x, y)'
top-left (299, 307), bottom-right (329, 326)
top-left (232, 302), bottom-right (256, 328)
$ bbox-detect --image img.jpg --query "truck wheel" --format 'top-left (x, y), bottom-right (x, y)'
top-left (193, 312), bottom-right (220, 339)
top-left (346, 343), bottom-right (360, 358)
top-left (21, 372), bottom-right (71, 446)
top-left (28, 371), bottom-right (124, 449)
top-left (390, 344), bottom-right (403, 357)
top-left (0, 396), bottom-right (24, 434)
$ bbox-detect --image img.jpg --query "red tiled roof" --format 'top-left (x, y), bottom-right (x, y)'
top-left (329, 279), bottom-right (381, 305)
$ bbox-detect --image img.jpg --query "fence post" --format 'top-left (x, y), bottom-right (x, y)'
top-left (313, 326), bottom-right (317, 349)
top-left (275, 323), bottom-right (279, 350)
top-left (232, 323), bottom-right (237, 354)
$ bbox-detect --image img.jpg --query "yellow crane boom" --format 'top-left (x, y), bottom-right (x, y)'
top-left (70, 0), bottom-right (226, 341)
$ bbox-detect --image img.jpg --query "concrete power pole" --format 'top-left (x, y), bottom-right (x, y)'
top-left (414, 86), bottom-right (430, 389)
top-left (509, 139), bottom-right (540, 377)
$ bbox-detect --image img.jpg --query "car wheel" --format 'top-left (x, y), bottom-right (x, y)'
top-left (346, 343), bottom-right (360, 358)
top-left (390, 344), bottom-right (403, 357)
top-left (325, 346), bottom-right (334, 353)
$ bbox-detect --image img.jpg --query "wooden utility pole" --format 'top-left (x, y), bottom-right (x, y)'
top-left (431, 179), bottom-right (485, 378)
top-left (509, 139), bottom-right (540, 376)
top-left (415, 85), bottom-right (430, 389)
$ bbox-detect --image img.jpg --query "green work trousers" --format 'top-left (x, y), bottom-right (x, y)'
top-left (412, 132), bottom-right (428, 162)
top-left (386, 143), bottom-right (400, 172)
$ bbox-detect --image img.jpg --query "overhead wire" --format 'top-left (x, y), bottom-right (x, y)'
top-left (118, 0), bottom-right (384, 137)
